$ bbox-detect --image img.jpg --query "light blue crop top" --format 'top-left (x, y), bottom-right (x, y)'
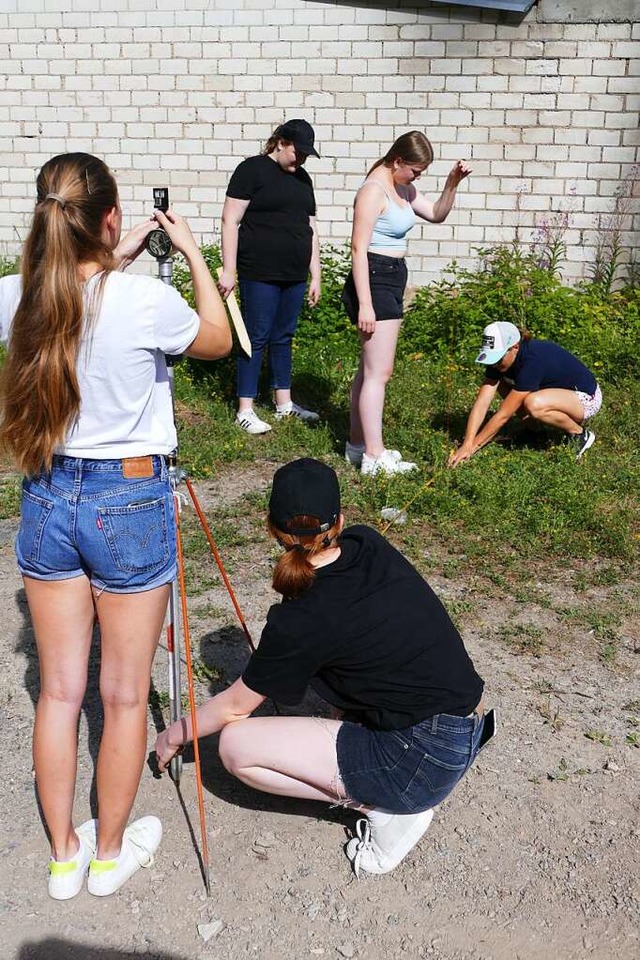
top-left (365, 181), bottom-right (417, 252)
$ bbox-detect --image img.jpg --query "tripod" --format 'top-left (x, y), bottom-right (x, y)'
top-left (153, 245), bottom-right (256, 895)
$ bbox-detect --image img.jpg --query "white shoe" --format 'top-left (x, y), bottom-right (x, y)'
top-left (48, 819), bottom-right (97, 900)
top-left (345, 442), bottom-right (402, 469)
top-left (87, 816), bottom-right (162, 897)
top-left (361, 449), bottom-right (417, 476)
top-left (236, 409), bottom-right (272, 435)
top-left (345, 808), bottom-right (434, 877)
top-left (274, 401), bottom-right (320, 423)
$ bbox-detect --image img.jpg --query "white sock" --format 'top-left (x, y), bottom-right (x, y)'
top-left (366, 808), bottom-right (395, 827)
top-left (276, 401), bottom-right (292, 413)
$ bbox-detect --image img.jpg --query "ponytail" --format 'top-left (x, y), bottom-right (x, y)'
top-left (0, 153), bottom-right (117, 475)
top-left (368, 130), bottom-right (434, 176)
top-left (268, 516), bottom-right (341, 599)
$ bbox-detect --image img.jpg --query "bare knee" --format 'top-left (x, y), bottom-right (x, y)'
top-left (100, 679), bottom-right (149, 712)
top-left (38, 685), bottom-right (85, 714)
top-left (218, 719), bottom-right (253, 776)
top-left (523, 393), bottom-right (545, 418)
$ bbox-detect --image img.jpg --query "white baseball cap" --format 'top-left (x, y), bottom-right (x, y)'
top-left (475, 321), bottom-right (521, 365)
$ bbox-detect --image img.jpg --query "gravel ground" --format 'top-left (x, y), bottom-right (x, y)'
top-left (1, 467), bottom-right (638, 960)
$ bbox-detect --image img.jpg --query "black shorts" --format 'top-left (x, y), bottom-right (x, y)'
top-left (341, 252), bottom-right (408, 324)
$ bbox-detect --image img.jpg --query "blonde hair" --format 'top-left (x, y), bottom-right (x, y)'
top-left (0, 153), bottom-right (117, 475)
top-left (268, 515), bottom-right (341, 599)
top-left (262, 132), bottom-right (293, 155)
top-left (369, 130), bottom-right (434, 175)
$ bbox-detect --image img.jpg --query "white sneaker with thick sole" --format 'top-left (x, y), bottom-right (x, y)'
top-left (345, 808), bottom-right (434, 877)
top-left (87, 815), bottom-right (162, 897)
top-left (236, 409), bottom-right (272, 435)
top-left (361, 449), bottom-right (417, 476)
top-left (345, 442), bottom-right (402, 469)
top-left (274, 401), bottom-right (320, 423)
top-left (48, 818), bottom-right (97, 900)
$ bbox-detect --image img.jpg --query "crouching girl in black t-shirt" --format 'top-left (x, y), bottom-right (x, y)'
top-left (155, 459), bottom-right (491, 877)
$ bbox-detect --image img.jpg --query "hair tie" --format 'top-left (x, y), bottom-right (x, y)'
top-left (45, 193), bottom-right (67, 208)
top-left (291, 543), bottom-right (308, 554)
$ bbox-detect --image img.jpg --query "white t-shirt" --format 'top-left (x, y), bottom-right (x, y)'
top-left (0, 271), bottom-right (200, 458)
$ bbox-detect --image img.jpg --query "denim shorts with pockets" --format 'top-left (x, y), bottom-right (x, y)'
top-left (341, 253), bottom-right (408, 323)
top-left (336, 710), bottom-right (485, 813)
top-left (16, 455), bottom-right (176, 594)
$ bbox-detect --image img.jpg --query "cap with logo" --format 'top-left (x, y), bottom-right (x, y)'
top-left (475, 321), bottom-right (521, 365)
top-left (269, 458), bottom-right (340, 536)
top-left (275, 118), bottom-right (320, 158)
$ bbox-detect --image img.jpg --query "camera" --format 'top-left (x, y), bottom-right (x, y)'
top-left (145, 187), bottom-right (173, 260)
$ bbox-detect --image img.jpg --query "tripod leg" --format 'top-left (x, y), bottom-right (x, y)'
top-left (174, 493), bottom-right (212, 896)
top-left (166, 576), bottom-right (183, 784)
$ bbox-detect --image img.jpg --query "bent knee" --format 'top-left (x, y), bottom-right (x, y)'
top-left (218, 719), bottom-right (253, 775)
top-left (523, 393), bottom-right (545, 416)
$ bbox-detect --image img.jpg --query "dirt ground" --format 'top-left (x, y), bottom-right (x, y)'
top-left (1, 464), bottom-right (639, 960)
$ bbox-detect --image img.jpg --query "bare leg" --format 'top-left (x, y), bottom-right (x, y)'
top-left (274, 388), bottom-right (292, 407)
top-left (94, 584), bottom-right (169, 859)
top-left (26, 575), bottom-right (95, 861)
top-left (523, 389), bottom-right (585, 435)
top-left (354, 320), bottom-right (402, 459)
top-left (219, 716), bottom-right (350, 804)
top-left (349, 359), bottom-right (365, 447)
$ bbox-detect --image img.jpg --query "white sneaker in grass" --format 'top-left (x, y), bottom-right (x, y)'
top-left (361, 449), bottom-right (417, 476)
top-left (87, 815), bottom-right (162, 897)
top-left (345, 442), bottom-right (402, 469)
top-left (274, 401), bottom-right (320, 423)
top-left (48, 818), bottom-right (97, 900)
top-left (345, 808), bottom-right (434, 877)
top-left (236, 409), bottom-right (272, 435)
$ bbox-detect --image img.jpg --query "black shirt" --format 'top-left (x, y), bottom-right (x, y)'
top-left (242, 525), bottom-right (484, 730)
top-left (485, 338), bottom-right (597, 394)
top-left (226, 154), bottom-right (316, 283)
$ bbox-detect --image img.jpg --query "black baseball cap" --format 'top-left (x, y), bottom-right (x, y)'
top-left (269, 458), bottom-right (340, 536)
top-left (275, 118), bottom-right (320, 158)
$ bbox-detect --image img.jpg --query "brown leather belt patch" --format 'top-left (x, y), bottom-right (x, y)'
top-left (122, 456), bottom-right (154, 479)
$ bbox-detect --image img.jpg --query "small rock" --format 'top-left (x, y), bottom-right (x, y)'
top-left (380, 507), bottom-right (407, 525)
top-left (253, 831), bottom-right (278, 848)
top-left (604, 759), bottom-right (619, 771)
top-left (337, 945), bottom-right (355, 959)
top-left (197, 920), bottom-right (224, 942)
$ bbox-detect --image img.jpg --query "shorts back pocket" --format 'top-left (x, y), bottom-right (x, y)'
top-left (98, 497), bottom-right (170, 574)
top-left (18, 489), bottom-right (54, 563)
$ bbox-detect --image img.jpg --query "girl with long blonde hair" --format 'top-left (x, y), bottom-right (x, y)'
top-left (0, 152), bottom-right (231, 899)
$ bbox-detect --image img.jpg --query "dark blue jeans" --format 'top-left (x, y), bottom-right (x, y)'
top-left (236, 279), bottom-right (307, 398)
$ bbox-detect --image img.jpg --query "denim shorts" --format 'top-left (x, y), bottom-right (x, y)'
top-left (16, 455), bottom-right (177, 594)
top-left (341, 253), bottom-right (408, 323)
top-left (336, 711), bottom-right (485, 814)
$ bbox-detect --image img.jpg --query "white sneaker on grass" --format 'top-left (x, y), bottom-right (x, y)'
top-left (274, 401), bottom-right (320, 423)
top-left (236, 409), bottom-right (272, 435)
top-left (345, 808), bottom-right (434, 877)
top-left (87, 815), bottom-right (162, 897)
top-left (361, 449), bottom-right (417, 477)
top-left (48, 818), bottom-right (97, 900)
top-left (345, 442), bottom-right (402, 469)
top-left (574, 428), bottom-right (595, 459)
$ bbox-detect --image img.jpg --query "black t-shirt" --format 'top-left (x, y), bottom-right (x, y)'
top-left (242, 525), bottom-right (484, 730)
top-left (226, 154), bottom-right (316, 283)
top-left (485, 338), bottom-right (597, 394)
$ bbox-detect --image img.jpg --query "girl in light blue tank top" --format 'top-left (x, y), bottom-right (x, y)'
top-left (342, 131), bottom-right (472, 476)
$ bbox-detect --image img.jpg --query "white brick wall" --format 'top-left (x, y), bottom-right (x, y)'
top-left (0, 0), bottom-right (638, 286)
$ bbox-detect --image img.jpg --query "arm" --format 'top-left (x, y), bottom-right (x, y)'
top-left (154, 678), bottom-right (266, 773)
top-left (307, 215), bottom-right (321, 306)
top-left (154, 208), bottom-right (232, 360)
top-left (449, 384), bottom-right (529, 466)
top-left (351, 183), bottom-right (386, 335)
top-left (218, 196), bottom-right (250, 299)
top-left (411, 160), bottom-right (472, 224)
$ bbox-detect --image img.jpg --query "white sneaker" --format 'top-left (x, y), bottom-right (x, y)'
top-left (361, 449), bottom-right (417, 476)
top-left (236, 409), bottom-right (272, 435)
top-left (48, 818), bottom-right (97, 900)
top-left (345, 808), bottom-right (434, 877)
top-left (87, 815), bottom-right (162, 897)
top-left (345, 442), bottom-right (402, 469)
top-left (274, 401), bottom-right (320, 423)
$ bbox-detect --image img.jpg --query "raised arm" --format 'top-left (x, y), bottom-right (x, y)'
top-left (154, 678), bottom-right (266, 773)
top-left (411, 160), bottom-right (472, 224)
top-left (154, 208), bottom-right (232, 360)
top-left (218, 196), bottom-right (250, 299)
top-left (351, 183), bottom-right (386, 334)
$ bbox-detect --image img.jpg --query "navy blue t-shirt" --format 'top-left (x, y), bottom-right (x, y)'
top-left (485, 339), bottom-right (597, 394)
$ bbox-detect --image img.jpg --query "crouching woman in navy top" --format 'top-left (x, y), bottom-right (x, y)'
top-left (155, 458), bottom-right (492, 877)
top-left (449, 321), bottom-right (602, 466)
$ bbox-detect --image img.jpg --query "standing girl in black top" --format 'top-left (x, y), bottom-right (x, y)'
top-left (155, 459), bottom-right (489, 877)
top-left (218, 120), bottom-right (322, 435)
